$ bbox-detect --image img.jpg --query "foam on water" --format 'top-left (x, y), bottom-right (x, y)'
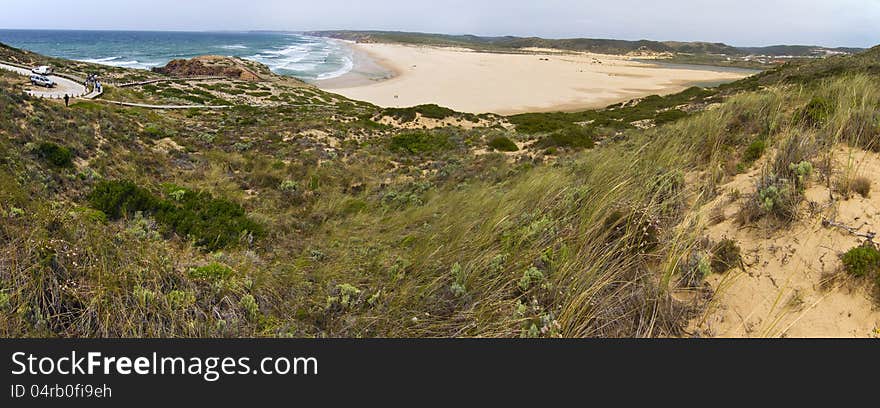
top-left (248, 36), bottom-right (354, 80)
top-left (0, 30), bottom-right (355, 82)
top-left (77, 56), bottom-right (156, 69)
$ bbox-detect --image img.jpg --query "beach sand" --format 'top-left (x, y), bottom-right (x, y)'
top-left (316, 43), bottom-right (755, 115)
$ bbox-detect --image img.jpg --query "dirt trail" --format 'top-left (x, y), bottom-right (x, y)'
top-left (691, 145), bottom-right (880, 338)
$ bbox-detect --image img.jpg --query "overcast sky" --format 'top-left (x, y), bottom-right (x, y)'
top-left (1, 0), bottom-right (878, 47)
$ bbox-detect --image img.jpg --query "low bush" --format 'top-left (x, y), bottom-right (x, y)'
top-left (488, 136), bottom-right (519, 152)
top-left (510, 115), bottom-right (569, 134)
top-left (710, 239), bottom-right (741, 273)
top-left (538, 126), bottom-right (594, 149)
top-left (383, 104), bottom-right (458, 122)
top-left (742, 139), bottom-right (766, 164)
top-left (153, 188), bottom-right (263, 251)
top-left (88, 180), bottom-right (261, 251)
top-left (88, 180), bottom-right (157, 220)
top-left (795, 97), bottom-right (832, 128)
top-left (679, 252), bottom-right (712, 287)
top-left (653, 109), bottom-right (688, 125)
top-left (36, 142), bottom-right (73, 167)
top-left (189, 263), bottom-right (235, 281)
top-left (841, 244), bottom-right (880, 277)
top-left (518, 267), bottom-right (545, 292)
top-left (390, 131), bottom-right (452, 154)
top-left (143, 124), bottom-right (165, 138)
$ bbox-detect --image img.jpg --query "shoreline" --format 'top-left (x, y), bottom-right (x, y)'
top-left (315, 42), bottom-right (755, 115)
top-left (312, 40), bottom-right (398, 88)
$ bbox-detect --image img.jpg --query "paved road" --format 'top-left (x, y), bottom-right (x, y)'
top-left (0, 62), bottom-right (88, 99)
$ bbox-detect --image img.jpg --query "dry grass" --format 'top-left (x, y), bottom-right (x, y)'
top-left (2, 48), bottom-right (880, 338)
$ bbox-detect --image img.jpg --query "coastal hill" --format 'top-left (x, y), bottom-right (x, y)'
top-left (311, 30), bottom-right (863, 57)
top-left (152, 55), bottom-right (269, 82)
top-left (1, 41), bottom-right (879, 338)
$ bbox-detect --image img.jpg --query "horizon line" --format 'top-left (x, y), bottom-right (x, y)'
top-left (0, 27), bottom-right (872, 50)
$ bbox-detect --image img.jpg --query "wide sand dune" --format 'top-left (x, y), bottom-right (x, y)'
top-left (318, 43), bottom-right (754, 115)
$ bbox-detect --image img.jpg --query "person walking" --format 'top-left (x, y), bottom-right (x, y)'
top-left (64, 94), bottom-right (69, 107)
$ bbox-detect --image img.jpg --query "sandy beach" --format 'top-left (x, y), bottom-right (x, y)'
top-left (317, 43), bottom-right (756, 115)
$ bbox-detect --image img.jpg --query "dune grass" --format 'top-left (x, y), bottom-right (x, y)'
top-left (1, 44), bottom-right (880, 338)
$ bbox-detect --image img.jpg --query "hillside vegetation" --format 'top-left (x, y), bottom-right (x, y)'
top-left (312, 30), bottom-right (862, 57)
top-left (1, 43), bottom-right (879, 337)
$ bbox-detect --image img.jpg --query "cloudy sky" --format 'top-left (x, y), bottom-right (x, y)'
top-left (1, 0), bottom-right (878, 47)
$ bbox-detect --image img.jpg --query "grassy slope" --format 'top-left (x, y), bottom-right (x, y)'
top-left (0, 45), bottom-right (879, 338)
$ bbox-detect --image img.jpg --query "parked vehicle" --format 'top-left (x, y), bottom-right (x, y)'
top-left (31, 65), bottom-right (53, 75)
top-left (30, 75), bottom-right (56, 88)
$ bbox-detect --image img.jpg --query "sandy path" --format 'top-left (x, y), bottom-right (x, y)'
top-left (319, 43), bottom-right (755, 115)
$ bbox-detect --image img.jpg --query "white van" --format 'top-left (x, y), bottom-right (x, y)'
top-left (30, 75), bottom-right (56, 88)
top-left (31, 66), bottom-right (53, 75)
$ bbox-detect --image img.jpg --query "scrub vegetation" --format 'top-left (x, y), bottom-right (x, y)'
top-left (1, 42), bottom-right (880, 338)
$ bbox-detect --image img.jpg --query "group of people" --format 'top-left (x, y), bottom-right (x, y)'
top-left (84, 73), bottom-right (102, 93)
top-left (62, 73), bottom-right (103, 108)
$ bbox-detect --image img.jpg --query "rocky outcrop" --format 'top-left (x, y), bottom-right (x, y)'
top-left (152, 56), bottom-right (264, 81)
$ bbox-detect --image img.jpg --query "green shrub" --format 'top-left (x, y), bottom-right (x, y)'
top-left (411, 104), bottom-right (457, 119)
top-left (841, 244), bottom-right (880, 277)
top-left (36, 142), bottom-right (73, 167)
top-left (738, 173), bottom-right (801, 223)
top-left (449, 263), bottom-right (467, 298)
top-left (518, 267), bottom-right (545, 291)
top-left (166, 290), bottom-right (196, 309)
top-left (538, 126), bottom-right (594, 149)
top-left (389, 131), bottom-right (451, 154)
top-left (796, 97), bottom-right (832, 128)
top-left (279, 180), bottom-right (300, 194)
top-left (679, 252), bottom-right (712, 287)
top-left (239, 294), bottom-right (259, 321)
top-left (383, 104), bottom-right (457, 122)
top-left (189, 263), bottom-right (234, 281)
top-left (154, 189), bottom-right (262, 251)
top-left (759, 185), bottom-right (782, 212)
top-left (327, 283), bottom-right (362, 310)
top-left (488, 136), bottom-right (519, 152)
top-left (510, 115), bottom-right (569, 134)
top-left (87, 180), bottom-right (157, 220)
top-left (653, 109), bottom-right (688, 125)
top-left (742, 139), bottom-right (766, 163)
top-left (143, 124), bottom-right (165, 138)
top-left (788, 161), bottom-right (813, 191)
top-left (710, 239), bottom-right (742, 273)
top-left (88, 181), bottom-right (261, 251)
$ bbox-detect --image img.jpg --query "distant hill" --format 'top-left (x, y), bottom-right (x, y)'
top-left (738, 45), bottom-right (865, 56)
top-left (309, 30), bottom-right (864, 57)
top-left (743, 44), bottom-right (880, 85)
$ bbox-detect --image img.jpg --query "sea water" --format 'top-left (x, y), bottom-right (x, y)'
top-left (0, 29), bottom-right (353, 82)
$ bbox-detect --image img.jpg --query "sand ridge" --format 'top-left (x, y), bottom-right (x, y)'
top-left (317, 42), bottom-right (754, 115)
top-left (691, 145), bottom-right (880, 338)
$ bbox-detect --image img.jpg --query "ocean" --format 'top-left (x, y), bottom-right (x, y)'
top-left (0, 29), bottom-right (354, 82)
